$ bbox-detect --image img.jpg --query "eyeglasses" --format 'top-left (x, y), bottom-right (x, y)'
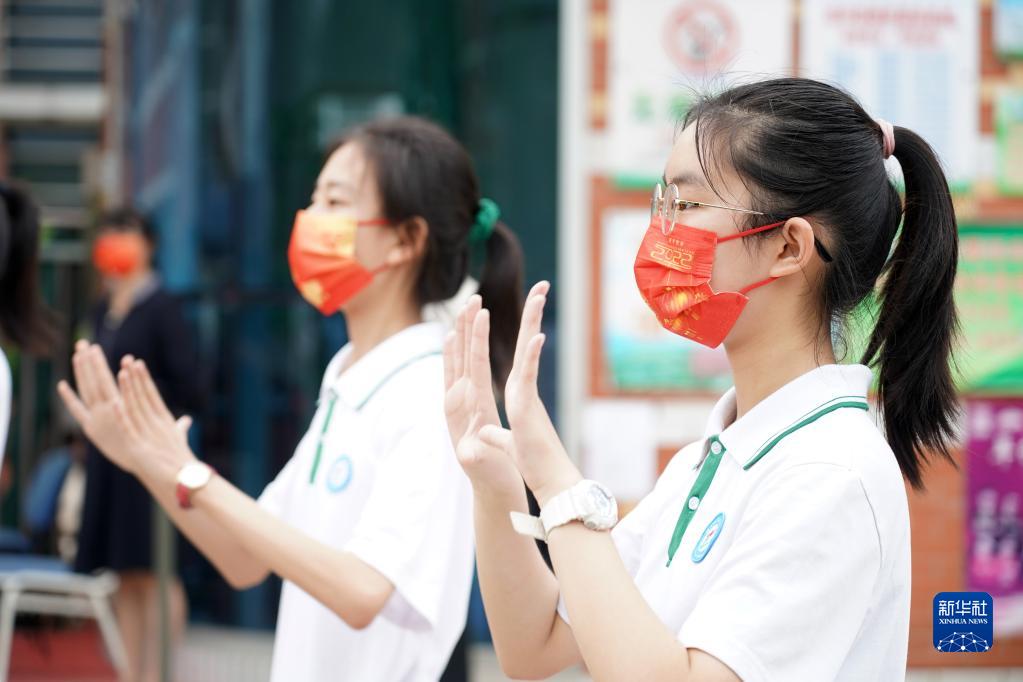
top-left (649, 183), bottom-right (833, 262)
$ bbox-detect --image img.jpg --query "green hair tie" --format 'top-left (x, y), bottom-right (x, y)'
top-left (469, 197), bottom-right (500, 244)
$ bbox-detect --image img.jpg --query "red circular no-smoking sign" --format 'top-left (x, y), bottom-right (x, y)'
top-left (662, 0), bottom-right (739, 73)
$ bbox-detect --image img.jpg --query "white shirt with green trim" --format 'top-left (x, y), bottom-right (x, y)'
top-left (559, 364), bottom-right (911, 681)
top-left (258, 322), bottom-right (474, 682)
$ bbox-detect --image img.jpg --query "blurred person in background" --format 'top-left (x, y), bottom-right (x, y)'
top-left (60, 116), bottom-right (524, 681)
top-left (0, 182), bottom-right (54, 480)
top-left (73, 208), bottom-right (201, 682)
top-left (451, 78), bottom-right (961, 681)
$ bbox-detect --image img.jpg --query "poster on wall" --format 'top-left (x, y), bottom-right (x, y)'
top-left (956, 227), bottom-right (1023, 394)
top-left (597, 207), bottom-right (733, 394)
top-left (800, 0), bottom-right (979, 191)
top-left (844, 227), bottom-right (1023, 395)
top-left (967, 398), bottom-right (1023, 636)
top-left (606, 0), bottom-right (793, 184)
top-left (995, 0), bottom-right (1023, 60)
top-left (996, 91), bottom-right (1023, 196)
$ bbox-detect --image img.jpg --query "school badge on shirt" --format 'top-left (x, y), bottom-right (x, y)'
top-left (325, 454), bottom-right (353, 493)
top-left (691, 512), bottom-right (725, 563)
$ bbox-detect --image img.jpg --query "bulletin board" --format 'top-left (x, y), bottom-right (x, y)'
top-left (956, 226), bottom-right (1023, 395)
top-left (588, 178), bottom-right (733, 397)
top-left (586, 0), bottom-right (1023, 399)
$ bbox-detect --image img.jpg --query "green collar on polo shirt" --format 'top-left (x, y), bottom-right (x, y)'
top-left (664, 364), bottom-right (873, 566)
top-left (742, 395), bottom-right (868, 470)
top-left (320, 322), bottom-right (446, 411)
top-left (308, 348), bottom-right (441, 485)
top-left (306, 322), bottom-right (445, 485)
top-left (701, 364), bottom-right (873, 468)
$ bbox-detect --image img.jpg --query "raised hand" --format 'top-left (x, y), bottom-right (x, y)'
top-left (480, 282), bottom-right (581, 506)
top-left (443, 295), bottom-right (489, 442)
top-left (58, 342), bottom-right (193, 481)
top-left (443, 294), bottom-right (522, 496)
top-left (58, 341), bottom-right (144, 474)
top-left (117, 357), bottom-right (195, 481)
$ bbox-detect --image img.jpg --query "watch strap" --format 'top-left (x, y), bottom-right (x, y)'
top-left (509, 511), bottom-right (546, 540)
top-left (175, 481), bottom-right (194, 509)
top-left (509, 483), bottom-right (582, 542)
top-left (539, 489), bottom-right (579, 535)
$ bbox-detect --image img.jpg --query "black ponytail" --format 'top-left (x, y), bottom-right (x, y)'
top-left (861, 127), bottom-right (960, 488)
top-left (334, 117), bottom-right (525, 386)
top-left (684, 78), bottom-right (959, 489)
top-left (476, 221), bottom-right (524, 387)
top-left (0, 183), bottom-right (54, 354)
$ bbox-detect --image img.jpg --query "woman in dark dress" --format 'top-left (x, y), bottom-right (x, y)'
top-left (74, 208), bottom-right (200, 682)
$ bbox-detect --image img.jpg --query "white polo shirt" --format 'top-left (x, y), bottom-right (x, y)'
top-left (561, 364), bottom-right (911, 681)
top-left (258, 322), bottom-right (474, 682)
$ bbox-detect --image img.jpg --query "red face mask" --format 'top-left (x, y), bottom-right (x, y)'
top-left (287, 210), bottom-right (390, 316)
top-left (633, 218), bottom-right (784, 348)
top-left (93, 233), bottom-right (147, 277)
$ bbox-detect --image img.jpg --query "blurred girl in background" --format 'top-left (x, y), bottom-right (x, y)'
top-left (74, 208), bottom-right (200, 682)
top-left (61, 117), bottom-right (524, 681)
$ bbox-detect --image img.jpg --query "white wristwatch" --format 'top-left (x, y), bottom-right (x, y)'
top-left (510, 480), bottom-right (618, 542)
top-left (176, 462), bottom-right (214, 509)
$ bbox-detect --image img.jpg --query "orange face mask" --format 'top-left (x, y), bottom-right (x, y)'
top-left (287, 210), bottom-right (390, 316)
top-left (633, 217), bottom-right (784, 348)
top-left (93, 233), bottom-right (147, 277)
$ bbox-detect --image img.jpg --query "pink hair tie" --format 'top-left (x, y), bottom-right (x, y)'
top-left (876, 118), bottom-right (895, 158)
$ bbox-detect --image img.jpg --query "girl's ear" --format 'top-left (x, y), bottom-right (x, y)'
top-left (767, 217), bottom-right (820, 278)
top-left (385, 216), bottom-right (430, 267)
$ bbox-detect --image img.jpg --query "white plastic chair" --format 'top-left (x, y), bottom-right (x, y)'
top-left (0, 449), bottom-right (128, 680)
top-left (0, 566), bottom-right (127, 680)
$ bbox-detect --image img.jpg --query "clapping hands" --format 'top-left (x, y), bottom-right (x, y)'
top-left (58, 341), bottom-right (195, 482)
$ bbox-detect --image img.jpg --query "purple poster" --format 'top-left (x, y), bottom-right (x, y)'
top-left (966, 398), bottom-right (1023, 636)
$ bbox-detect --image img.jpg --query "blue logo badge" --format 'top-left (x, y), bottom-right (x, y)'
top-left (325, 455), bottom-right (353, 493)
top-left (691, 512), bottom-right (725, 563)
top-left (933, 592), bottom-right (993, 653)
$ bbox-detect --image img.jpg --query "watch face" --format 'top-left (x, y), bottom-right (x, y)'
top-left (577, 481), bottom-right (617, 529)
top-left (587, 485), bottom-right (613, 515)
top-left (180, 464), bottom-right (210, 488)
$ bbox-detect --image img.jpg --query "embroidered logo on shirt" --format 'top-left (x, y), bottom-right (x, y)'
top-left (691, 512), bottom-right (725, 564)
top-left (325, 454), bottom-right (353, 493)
top-left (933, 592), bottom-right (993, 652)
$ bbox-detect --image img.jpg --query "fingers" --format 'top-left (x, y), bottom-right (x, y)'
top-left (87, 346), bottom-right (120, 402)
top-left (452, 308), bottom-right (466, 380)
top-left (57, 380), bottom-right (90, 427)
top-left (518, 333), bottom-right (546, 386)
top-left (118, 366), bottom-right (150, 438)
top-left (443, 331), bottom-right (457, 391)
top-left (462, 295), bottom-right (481, 379)
top-left (132, 360), bottom-right (174, 423)
top-left (72, 345), bottom-right (99, 406)
top-left (512, 282), bottom-right (549, 369)
top-left (111, 399), bottom-right (140, 441)
top-left (468, 309), bottom-right (493, 393)
top-left (522, 285), bottom-right (548, 340)
top-left (72, 342), bottom-right (119, 406)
